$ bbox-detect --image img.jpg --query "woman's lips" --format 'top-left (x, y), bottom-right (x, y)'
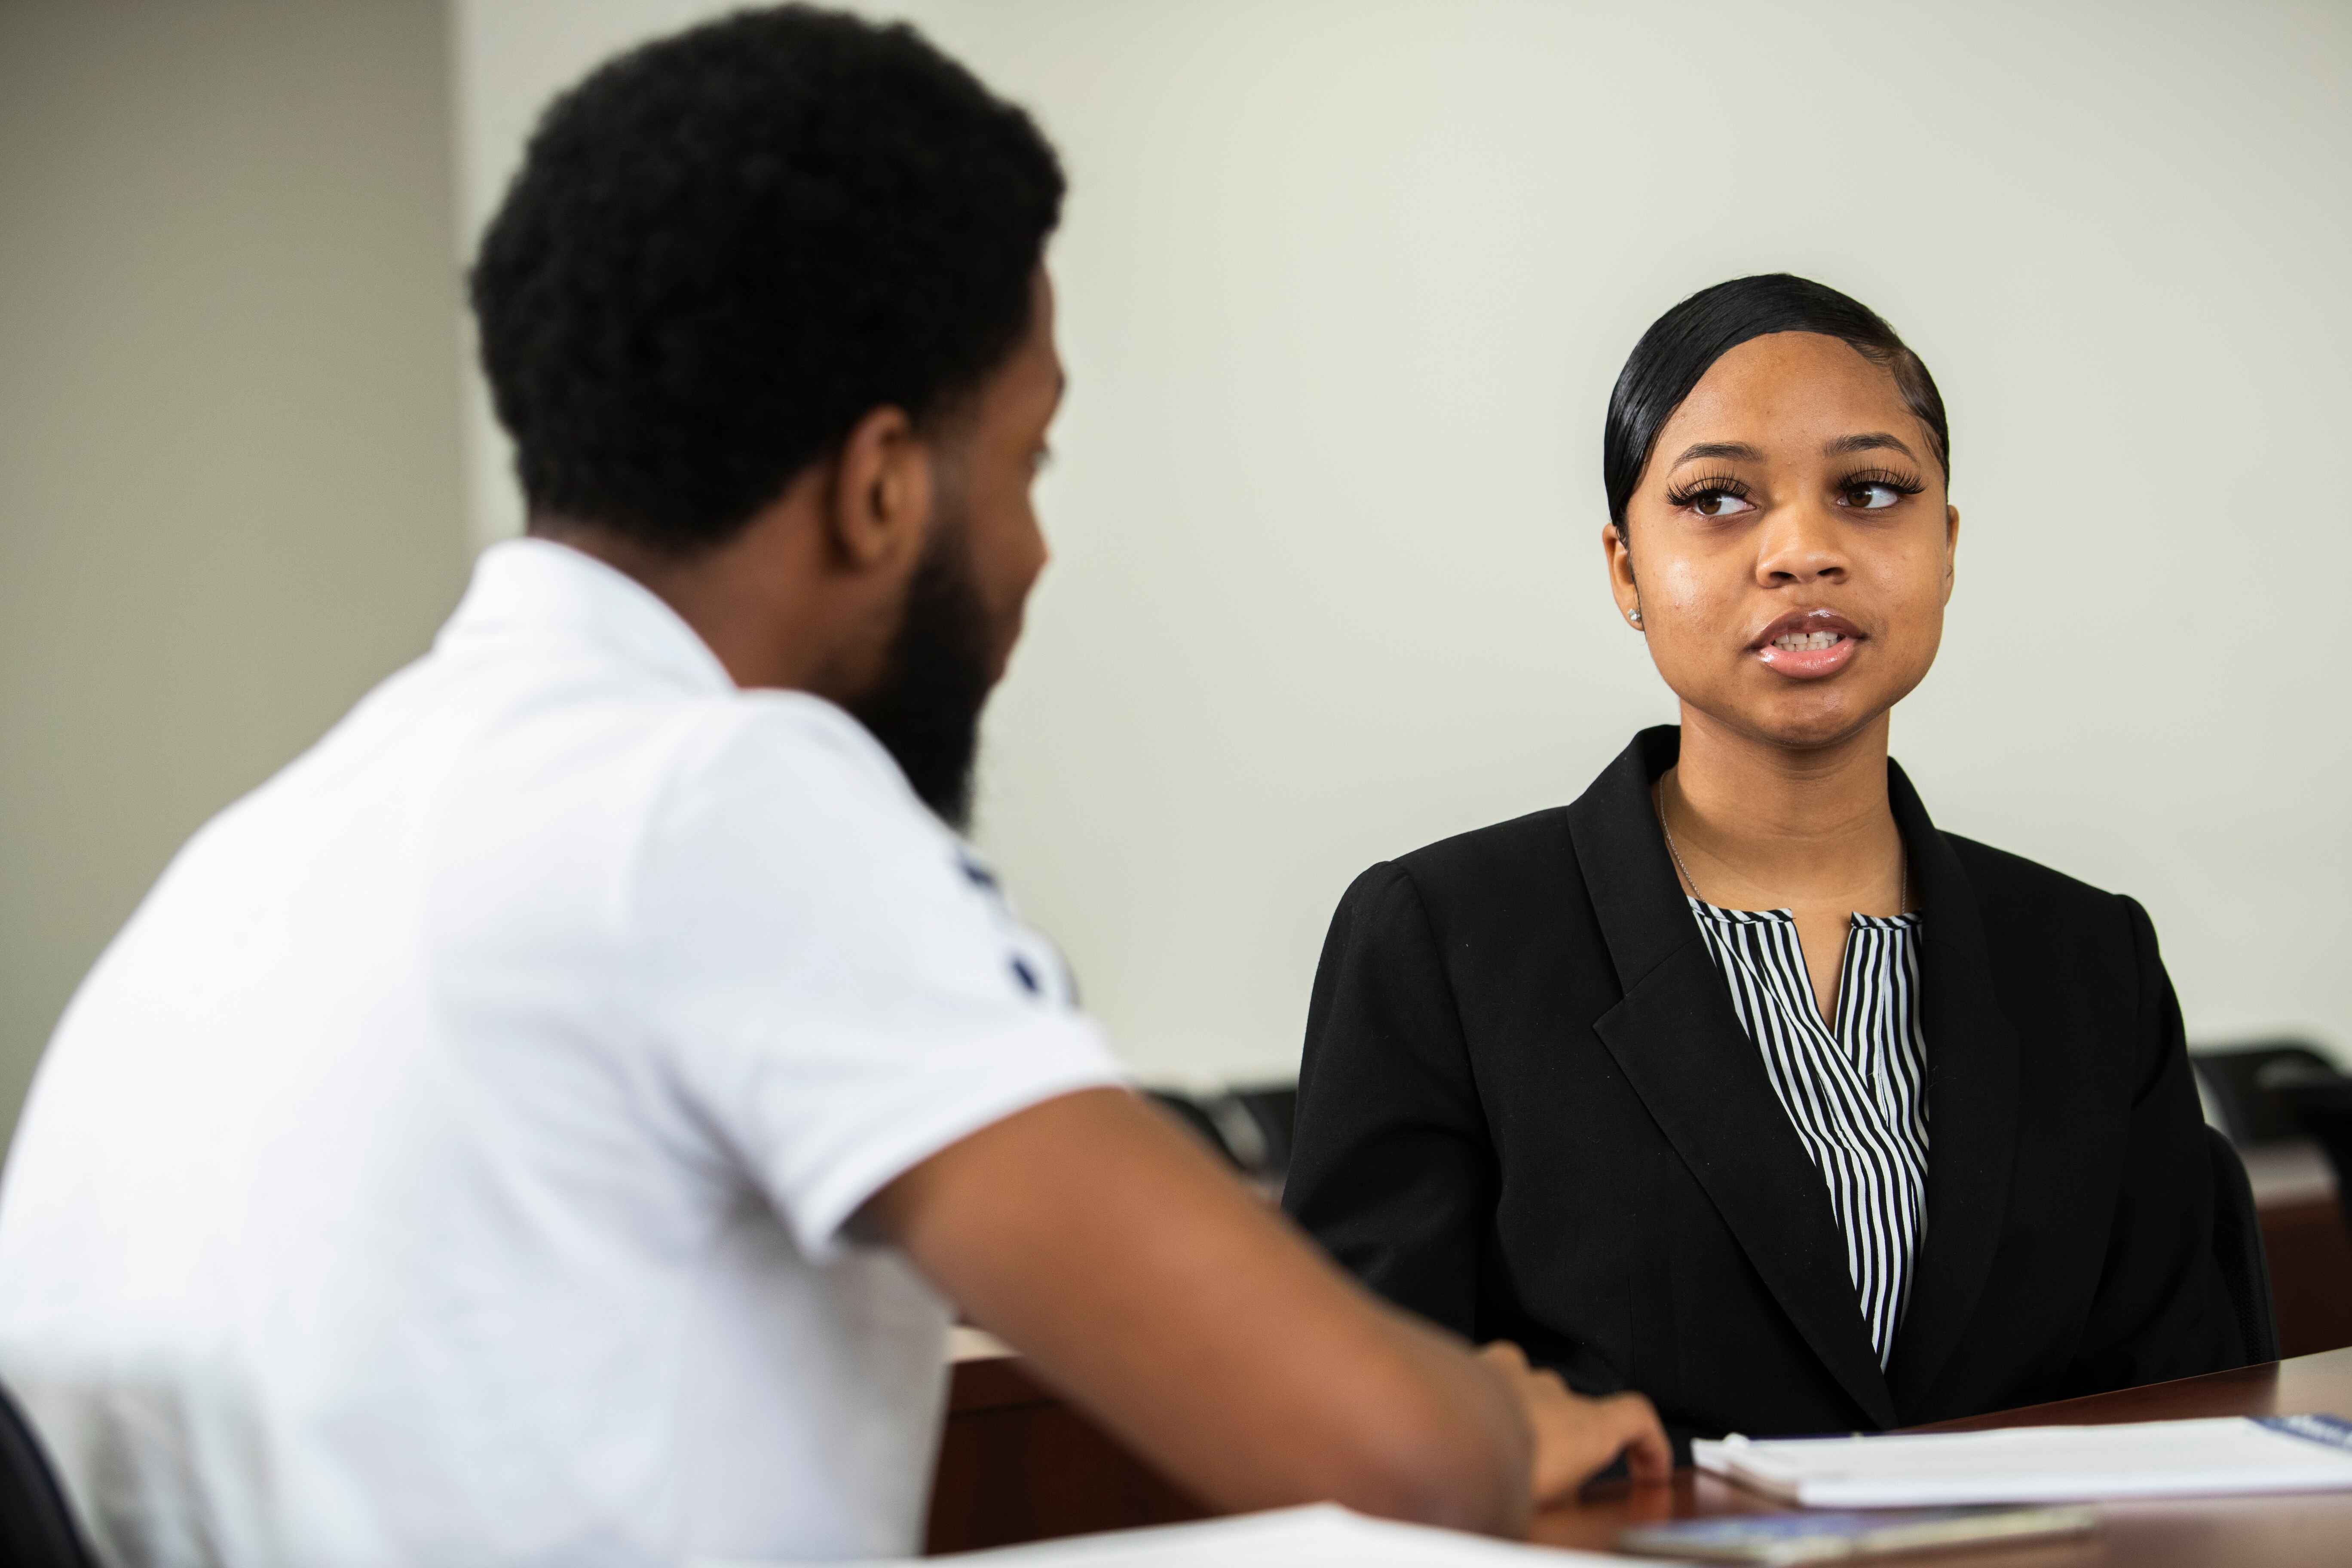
top-left (1750, 611), bottom-right (1863, 679)
top-left (1755, 634), bottom-right (1859, 678)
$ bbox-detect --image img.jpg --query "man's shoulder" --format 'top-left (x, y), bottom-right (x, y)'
top-left (695, 690), bottom-right (916, 798)
top-left (420, 672), bottom-right (923, 868)
top-left (647, 691), bottom-right (942, 864)
top-left (622, 692), bottom-right (1001, 971)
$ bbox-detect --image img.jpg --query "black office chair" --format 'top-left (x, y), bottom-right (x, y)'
top-left (1142, 1089), bottom-right (1250, 1171)
top-left (2191, 1041), bottom-right (2341, 1145)
top-left (0, 1379), bottom-right (96, 1568)
top-left (1142, 1085), bottom-right (1297, 1188)
top-left (2203, 1123), bottom-right (2280, 1366)
top-left (1226, 1082), bottom-right (1298, 1181)
top-left (2282, 1077), bottom-right (2352, 1244)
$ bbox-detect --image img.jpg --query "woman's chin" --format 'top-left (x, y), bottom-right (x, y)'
top-left (1691, 689), bottom-right (1889, 754)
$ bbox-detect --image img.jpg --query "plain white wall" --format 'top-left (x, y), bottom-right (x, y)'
top-left (0, 0), bottom-right (471, 1144)
top-left (454, 0), bottom-right (2352, 1084)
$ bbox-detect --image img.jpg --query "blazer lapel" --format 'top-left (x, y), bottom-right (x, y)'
top-left (1883, 764), bottom-right (2022, 1415)
top-left (1570, 729), bottom-right (1896, 1431)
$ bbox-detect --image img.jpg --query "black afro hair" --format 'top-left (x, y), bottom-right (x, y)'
top-left (470, 5), bottom-right (1064, 551)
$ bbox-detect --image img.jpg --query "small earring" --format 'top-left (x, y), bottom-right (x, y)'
top-left (1627, 607), bottom-right (1644, 626)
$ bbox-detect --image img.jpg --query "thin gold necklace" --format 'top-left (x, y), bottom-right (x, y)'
top-left (1653, 777), bottom-right (1909, 917)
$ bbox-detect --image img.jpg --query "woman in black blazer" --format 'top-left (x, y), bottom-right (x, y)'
top-left (1284, 275), bottom-right (2244, 1452)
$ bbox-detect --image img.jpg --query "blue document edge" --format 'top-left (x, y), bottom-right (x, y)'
top-left (2254, 1414), bottom-right (2352, 1452)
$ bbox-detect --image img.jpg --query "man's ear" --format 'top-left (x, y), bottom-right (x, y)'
top-left (827, 404), bottom-right (933, 573)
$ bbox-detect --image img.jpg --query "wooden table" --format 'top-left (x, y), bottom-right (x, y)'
top-left (929, 1344), bottom-right (2352, 1562)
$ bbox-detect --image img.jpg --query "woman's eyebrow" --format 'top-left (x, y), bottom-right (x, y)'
top-left (1825, 431), bottom-right (1917, 460)
top-left (1668, 440), bottom-right (1764, 468)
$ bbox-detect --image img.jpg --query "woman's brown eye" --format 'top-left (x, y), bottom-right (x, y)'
top-left (1845, 482), bottom-right (1902, 510)
top-left (1690, 491), bottom-right (1753, 518)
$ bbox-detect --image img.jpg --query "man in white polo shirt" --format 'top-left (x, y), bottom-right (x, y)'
top-left (0, 9), bottom-right (1665, 1565)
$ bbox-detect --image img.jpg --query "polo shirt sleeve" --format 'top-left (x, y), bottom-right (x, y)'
top-left (626, 699), bottom-right (1128, 1262)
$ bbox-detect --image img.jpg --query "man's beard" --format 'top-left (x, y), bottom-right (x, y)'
top-left (845, 517), bottom-right (996, 832)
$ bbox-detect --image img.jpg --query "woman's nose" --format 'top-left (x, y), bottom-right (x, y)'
top-left (1754, 502), bottom-right (1850, 586)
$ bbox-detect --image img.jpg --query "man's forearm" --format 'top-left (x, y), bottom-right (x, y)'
top-left (863, 1088), bottom-right (1539, 1533)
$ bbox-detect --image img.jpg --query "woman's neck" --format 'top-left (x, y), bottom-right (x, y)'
top-left (1660, 705), bottom-right (1905, 915)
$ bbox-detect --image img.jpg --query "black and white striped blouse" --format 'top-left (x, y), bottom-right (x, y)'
top-left (1685, 898), bottom-right (1930, 1365)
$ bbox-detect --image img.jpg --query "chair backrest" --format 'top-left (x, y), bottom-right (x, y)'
top-left (1227, 1083), bottom-right (1299, 1180)
top-left (1142, 1089), bottom-right (1249, 1170)
top-left (0, 1380), bottom-right (96, 1568)
top-left (1143, 1086), bottom-right (1298, 1182)
top-left (2191, 1041), bottom-right (2340, 1145)
top-left (2202, 1123), bottom-right (2280, 1366)
top-left (2282, 1077), bottom-right (2352, 1238)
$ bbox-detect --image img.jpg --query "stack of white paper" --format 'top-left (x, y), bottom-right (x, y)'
top-left (1696, 1414), bottom-right (2352, 1506)
top-left (700, 1503), bottom-right (1645, 1566)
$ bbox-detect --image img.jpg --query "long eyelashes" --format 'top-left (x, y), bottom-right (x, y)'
top-left (1661, 466), bottom-right (1927, 509)
top-left (1841, 466), bottom-right (1925, 497)
top-left (1663, 472), bottom-right (1750, 509)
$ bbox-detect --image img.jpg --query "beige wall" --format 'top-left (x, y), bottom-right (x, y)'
top-left (0, 1), bottom-right (471, 1143)
top-left (457, 0), bottom-right (2352, 1086)
top-left (20, 3), bottom-right (2335, 1154)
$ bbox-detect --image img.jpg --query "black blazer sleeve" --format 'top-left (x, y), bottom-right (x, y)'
top-left (2067, 895), bottom-right (2245, 1390)
top-left (1284, 862), bottom-right (1494, 1338)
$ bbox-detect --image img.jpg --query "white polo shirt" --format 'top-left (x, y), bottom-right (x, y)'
top-left (0, 539), bottom-right (1124, 1567)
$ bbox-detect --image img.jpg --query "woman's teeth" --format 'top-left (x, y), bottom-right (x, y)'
top-left (1771, 630), bottom-right (1844, 651)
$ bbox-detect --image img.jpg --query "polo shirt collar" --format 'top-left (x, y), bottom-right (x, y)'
top-left (439, 537), bottom-right (735, 694)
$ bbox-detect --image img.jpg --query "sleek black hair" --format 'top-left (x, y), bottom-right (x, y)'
top-left (470, 5), bottom-right (1065, 551)
top-left (1603, 274), bottom-right (1949, 535)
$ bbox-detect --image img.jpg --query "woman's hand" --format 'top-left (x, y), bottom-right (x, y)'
top-left (1478, 1341), bottom-right (1673, 1507)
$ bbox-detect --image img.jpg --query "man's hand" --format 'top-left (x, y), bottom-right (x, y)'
top-left (1478, 1342), bottom-right (1672, 1507)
